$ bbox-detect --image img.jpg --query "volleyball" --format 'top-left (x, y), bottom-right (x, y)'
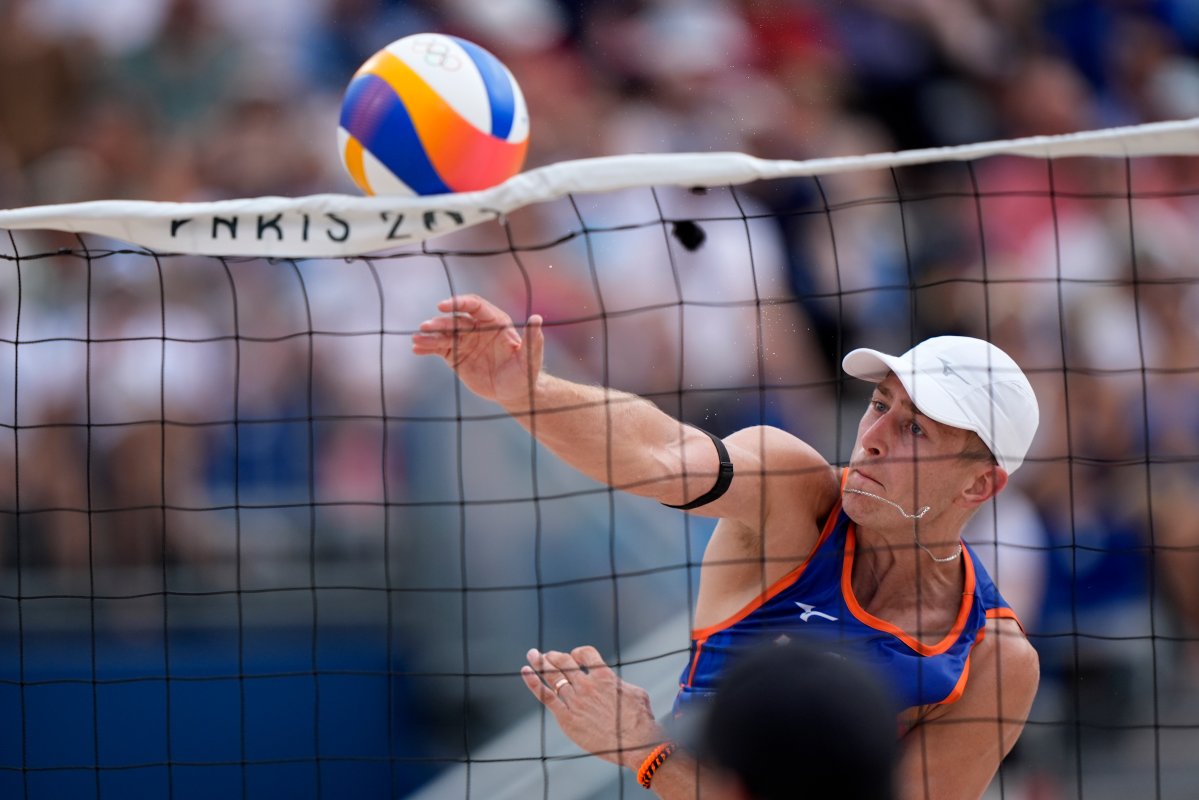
top-left (337, 33), bottom-right (529, 197)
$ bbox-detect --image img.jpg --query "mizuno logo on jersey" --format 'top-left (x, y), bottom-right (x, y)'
top-left (795, 602), bottom-right (838, 622)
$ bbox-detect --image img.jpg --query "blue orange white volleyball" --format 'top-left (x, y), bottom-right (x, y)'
top-left (338, 33), bottom-right (530, 197)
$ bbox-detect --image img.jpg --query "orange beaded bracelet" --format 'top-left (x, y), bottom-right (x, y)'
top-left (636, 741), bottom-right (677, 789)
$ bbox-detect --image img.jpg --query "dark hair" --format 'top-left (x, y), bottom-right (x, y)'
top-left (693, 641), bottom-right (898, 800)
top-left (960, 432), bottom-right (998, 466)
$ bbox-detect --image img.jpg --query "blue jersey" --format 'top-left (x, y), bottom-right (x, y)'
top-left (673, 484), bottom-right (1020, 723)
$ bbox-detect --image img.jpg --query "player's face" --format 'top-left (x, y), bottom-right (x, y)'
top-left (844, 374), bottom-right (977, 522)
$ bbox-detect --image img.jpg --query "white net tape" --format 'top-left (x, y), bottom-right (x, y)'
top-left (1, 118), bottom-right (1197, 257)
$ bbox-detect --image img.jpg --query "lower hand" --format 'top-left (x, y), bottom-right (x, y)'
top-left (520, 646), bottom-right (664, 771)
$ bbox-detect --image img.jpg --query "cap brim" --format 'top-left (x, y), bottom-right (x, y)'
top-left (842, 348), bottom-right (899, 383)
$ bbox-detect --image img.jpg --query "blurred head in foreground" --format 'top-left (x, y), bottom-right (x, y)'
top-left (686, 640), bottom-right (899, 800)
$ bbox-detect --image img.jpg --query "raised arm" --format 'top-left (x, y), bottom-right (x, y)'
top-left (412, 294), bottom-right (827, 524)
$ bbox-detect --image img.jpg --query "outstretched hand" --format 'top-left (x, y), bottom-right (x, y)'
top-left (411, 294), bottom-right (544, 408)
top-left (521, 646), bottom-right (664, 771)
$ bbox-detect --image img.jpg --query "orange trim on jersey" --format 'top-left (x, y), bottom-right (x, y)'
top-left (936, 602), bottom-right (1006, 706)
top-left (690, 489), bottom-right (845, 641)
top-left (986, 605), bottom-right (1024, 634)
top-left (939, 644), bottom-right (976, 705)
top-left (841, 526), bottom-right (976, 657)
top-left (932, 598), bottom-right (1024, 706)
top-left (685, 639), bottom-right (706, 688)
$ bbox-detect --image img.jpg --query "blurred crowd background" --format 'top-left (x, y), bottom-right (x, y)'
top-left (2, 0), bottom-right (1198, 205)
top-left (2, 0), bottom-right (1199, 798)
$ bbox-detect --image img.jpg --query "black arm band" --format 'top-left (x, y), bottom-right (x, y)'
top-left (662, 427), bottom-right (735, 510)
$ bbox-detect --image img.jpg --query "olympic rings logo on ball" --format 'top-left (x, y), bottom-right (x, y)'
top-left (410, 38), bottom-right (462, 71)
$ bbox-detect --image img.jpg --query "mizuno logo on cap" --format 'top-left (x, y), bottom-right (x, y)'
top-left (938, 357), bottom-right (970, 385)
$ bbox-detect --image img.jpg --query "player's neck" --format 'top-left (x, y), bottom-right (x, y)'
top-left (853, 522), bottom-right (964, 597)
top-left (850, 529), bottom-right (967, 648)
top-left (850, 533), bottom-right (967, 646)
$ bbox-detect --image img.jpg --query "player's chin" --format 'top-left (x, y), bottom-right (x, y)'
top-left (840, 489), bottom-right (868, 519)
top-left (841, 489), bottom-right (887, 523)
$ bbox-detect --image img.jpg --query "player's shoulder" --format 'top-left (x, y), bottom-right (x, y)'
top-left (725, 425), bottom-right (836, 482)
top-left (724, 425), bottom-right (840, 516)
top-left (724, 424), bottom-right (829, 464)
top-left (966, 617), bottom-right (1039, 706)
top-left (987, 617), bottom-right (1040, 679)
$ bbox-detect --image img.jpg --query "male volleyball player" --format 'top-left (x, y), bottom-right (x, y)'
top-left (412, 294), bottom-right (1040, 800)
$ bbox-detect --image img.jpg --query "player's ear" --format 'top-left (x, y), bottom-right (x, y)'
top-left (962, 464), bottom-right (1007, 507)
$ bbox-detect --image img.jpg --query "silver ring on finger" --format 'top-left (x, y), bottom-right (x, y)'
top-left (553, 677), bottom-right (570, 692)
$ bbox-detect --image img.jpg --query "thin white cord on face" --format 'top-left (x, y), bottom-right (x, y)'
top-left (843, 488), bottom-right (963, 564)
top-left (844, 487), bottom-right (930, 519)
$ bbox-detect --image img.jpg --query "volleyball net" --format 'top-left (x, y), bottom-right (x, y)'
top-left (2, 119), bottom-right (1199, 799)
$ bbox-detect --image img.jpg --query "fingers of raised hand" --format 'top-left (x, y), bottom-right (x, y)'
top-left (418, 313), bottom-right (475, 333)
top-left (437, 294), bottom-right (511, 327)
top-left (411, 313), bottom-right (469, 353)
top-left (412, 313), bottom-right (524, 362)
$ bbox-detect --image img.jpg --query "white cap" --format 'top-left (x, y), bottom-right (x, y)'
top-left (842, 336), bottom-right (1039, 473)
